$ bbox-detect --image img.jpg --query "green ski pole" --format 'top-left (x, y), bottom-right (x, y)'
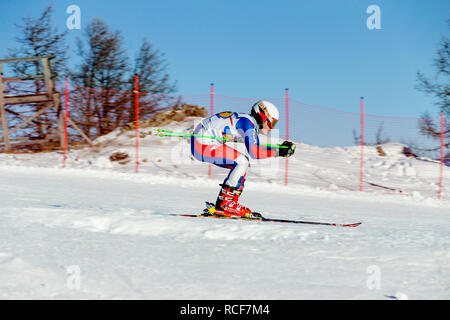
top-left (153, 129), bottom-right (288, 148)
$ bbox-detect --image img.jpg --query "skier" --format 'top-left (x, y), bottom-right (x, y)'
top-left (191, 100), bottom-right (296, 218)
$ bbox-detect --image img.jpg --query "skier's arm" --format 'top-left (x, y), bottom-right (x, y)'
top-left (236, 117), bottom-right (276, 159)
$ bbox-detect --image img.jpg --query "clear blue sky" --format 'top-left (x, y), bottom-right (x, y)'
top-left (0, 0), bottom-right (448, 120)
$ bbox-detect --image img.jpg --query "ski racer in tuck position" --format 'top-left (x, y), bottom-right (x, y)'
top-left (191, 100), bottom-right (296, 218)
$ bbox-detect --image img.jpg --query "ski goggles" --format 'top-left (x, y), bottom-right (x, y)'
top-left (266, 117), bottom-right (278, 129)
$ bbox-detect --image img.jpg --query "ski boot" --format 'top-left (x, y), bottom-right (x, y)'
top-left (214, 184), bottom-right (261, 218)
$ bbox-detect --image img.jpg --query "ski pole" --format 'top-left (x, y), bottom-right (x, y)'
top-left (153, 129), bottom-right (288, 148)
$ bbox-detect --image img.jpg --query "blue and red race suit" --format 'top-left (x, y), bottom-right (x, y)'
top-left (191, 111), bottom-right (277, 190)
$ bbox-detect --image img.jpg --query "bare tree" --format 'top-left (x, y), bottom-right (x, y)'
top-left (416, 33), bottom-right (450, 116)
top-left (132, 38), bottom-right (177, 95)
top-left (7, 4), bottom-right (69, 79)
top-left (352, 122), bottom-right (390, 146)
top-left (71, 20), bottom-right (180, 138)
top-left (5, 4), bottom-right (69, 140)
top-left (71, 18), bottom-right (129, 136)
top-left (417, 113), bottom-right (450, 149)
top-left (375, 122), bottom-right (390, 145)
top-left (123, 38), bottom-right (178, 124)
top-left (416, 19), bottom-right (450, 157)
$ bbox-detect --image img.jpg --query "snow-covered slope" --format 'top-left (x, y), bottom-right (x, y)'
top-left (0, 117), bottom-right (449, 299)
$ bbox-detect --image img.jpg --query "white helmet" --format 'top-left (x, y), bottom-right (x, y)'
top-left (250, 100), bottom-right (279, 129)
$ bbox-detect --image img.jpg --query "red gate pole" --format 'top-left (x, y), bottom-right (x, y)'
top-left (208, 83), bottom-right (214, 179)
top-left (285, 88), bottom-right (289, 186)
top-left (134, 74), bottom-right (140, 173)
top-left (439, 112), bottom-right (444, 199)
top-left (360, 97), bottom-right (365, 192)
top-left (63, 78), bottom-right (69, 168)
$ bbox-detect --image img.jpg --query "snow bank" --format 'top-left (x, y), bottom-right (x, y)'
top-left (0, 167), bottom-right (448, 299)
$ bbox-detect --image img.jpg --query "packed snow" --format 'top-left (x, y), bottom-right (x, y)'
top-left (0, 117), bottom-right (449, 299)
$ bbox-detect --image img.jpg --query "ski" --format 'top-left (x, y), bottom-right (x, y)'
top-left (171, 213), bottom-right (361, 227)
top-left (166, 202), bottom-right (361, 227)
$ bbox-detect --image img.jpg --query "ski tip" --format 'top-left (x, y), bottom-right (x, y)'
top-left (339, 222), bottom-right (362, 227)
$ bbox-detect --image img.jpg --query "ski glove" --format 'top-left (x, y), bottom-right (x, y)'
top-left (277, 140), bottom-right (296, 157)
